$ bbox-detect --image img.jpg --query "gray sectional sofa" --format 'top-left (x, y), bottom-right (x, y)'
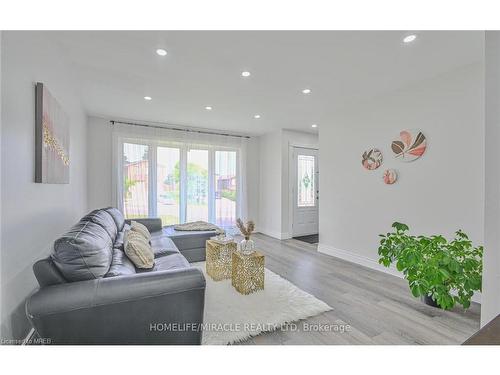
top-left (25, 208), bottom-right (214, 345)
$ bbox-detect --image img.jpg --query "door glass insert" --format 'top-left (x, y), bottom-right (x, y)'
top-left (297, 154), bottom-right (315, 207)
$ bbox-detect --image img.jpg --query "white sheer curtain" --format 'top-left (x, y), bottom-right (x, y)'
top-left (112, 122), bottom-right (249, 229)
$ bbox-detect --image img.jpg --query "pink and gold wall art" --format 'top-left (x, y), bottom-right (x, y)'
top-left (391, 129), bottom-right (427, 162)
top-left (362, 148), bottom-right (383, 170)
top-left (383, 169), bottom-right (398, 185)
top-left (35, 82), bottom-right (70, 184)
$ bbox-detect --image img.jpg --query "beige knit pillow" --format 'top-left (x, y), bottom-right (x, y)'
top-left (124, 230), bottom-right (154, 269)
top-left (130, 221), bottom-right (151, 240)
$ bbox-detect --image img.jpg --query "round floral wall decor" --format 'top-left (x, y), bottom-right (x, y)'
top-left (391, 129), bottom-right (427, 162)
top-left (361, 148), bottom-right (383, 170)
top-left (383, 169), bottom-right (398, 185)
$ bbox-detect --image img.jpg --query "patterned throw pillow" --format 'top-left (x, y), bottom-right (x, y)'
top-left (131, 221), bottom-right (151, 241)
top-left (124, 230), bottom-right (154, 269)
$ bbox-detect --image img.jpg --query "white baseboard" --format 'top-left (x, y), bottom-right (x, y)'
top-left (317, 243), bottom-right (481, 304)
top-left (317, 243), bottom-right (402, 278)
top-left (257, 228), bottom-right (291, 240)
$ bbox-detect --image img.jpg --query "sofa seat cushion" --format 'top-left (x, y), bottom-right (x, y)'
top-left (178, 247), bottom-right (206, 263)
top-left (162, 225), bottom-right (215, 251)
top-left (150, 235), bottom-right (180, 258)
top-left (52, 220), bottom-right (113, 281)
top-left (136, 253), bottom-right (190, 273)
top-left (105, 249), bottom-right (136, 278)
top-left (81, 209), bottom-right (118, 242)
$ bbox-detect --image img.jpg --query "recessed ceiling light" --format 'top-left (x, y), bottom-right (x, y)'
top-left (311, 124), bottom-right (318, 128)
top-left (403, 34), bottom-right (417, 43)
top-left (254, 114), bottom-right (261, 119)
top-left (144, 96), bottom-right (152, 101)
top-left (205, 106), bottom-right (213, 111)
top-left (241, 71), bottom-right (251, 77)
top-left (302, 88), bottom-right (312, 94)
top-left (156, 49), bottom-right (167, 56)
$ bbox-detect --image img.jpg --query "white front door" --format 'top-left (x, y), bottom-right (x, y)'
top-left (292, 147), bottom-right (319, 236)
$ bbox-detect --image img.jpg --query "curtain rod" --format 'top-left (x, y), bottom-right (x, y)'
top-left (110, 120), bottom-right (251, 139)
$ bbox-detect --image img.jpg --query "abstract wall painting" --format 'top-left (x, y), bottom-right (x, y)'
top-left (383, 169), bottom-right (398, 185)
top-left (35, 82), bottom-right (70, 184)
top-left (391, 129), bottom-right (427, 162)
top-left (362, 148), bottom-right (383, 170)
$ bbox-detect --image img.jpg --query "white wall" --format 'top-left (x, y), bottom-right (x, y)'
top-left (0, 31), bottom-right (88, 341)
top-left (318, 64), bottom-right (485, 281)
top-left (245, 136), bottom-right (260, 224)
top-left (0, 31), bottom-right (3, 340)
top-left (482, 31), bottom-right (500, 326)
top-left (87, 117), bottom-right (113, 209)
top-left (258, 130), bottom-right (283, 238)
top-left (87, 116), bottom-right (261, 224)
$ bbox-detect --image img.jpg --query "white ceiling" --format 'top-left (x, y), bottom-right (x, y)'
top-left (47, 31), bottom-right (483, 136)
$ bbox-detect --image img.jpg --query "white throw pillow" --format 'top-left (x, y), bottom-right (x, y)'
top-left (130, 220), bottom-right (151, 241)
top-left (124, 230), bottom-right (154, 269)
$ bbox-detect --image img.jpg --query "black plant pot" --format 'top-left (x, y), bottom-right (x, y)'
top-left (421, 295), bottom-right (440, 308)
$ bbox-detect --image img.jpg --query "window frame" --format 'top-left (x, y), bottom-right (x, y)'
top-left (117, 136), bottom-right (240, 227)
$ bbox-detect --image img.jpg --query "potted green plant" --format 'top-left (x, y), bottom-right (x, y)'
top-left (378, 222), bottom-right (483, 310)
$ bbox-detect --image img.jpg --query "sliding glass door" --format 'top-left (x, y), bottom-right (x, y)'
top-left (215, 150), bottom-right (237, 227)
top-left (121, 140), bottom-right (239, 228)
top-left (123, 142), bottom-right (149, 219)
top-left (186, 149), bottom-right (209, 222)
top-left (156, 146), bottom-right (180, 225)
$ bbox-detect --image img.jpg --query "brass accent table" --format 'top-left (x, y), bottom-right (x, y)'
top-left (231, 250), bottom-right (265, 295)
top-left (206, 239), bottom-right (237, 281)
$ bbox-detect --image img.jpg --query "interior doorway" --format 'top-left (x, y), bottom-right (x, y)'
top-left (291, 146), bottom-right (319, 240)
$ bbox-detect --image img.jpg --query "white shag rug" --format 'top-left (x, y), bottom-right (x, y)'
top-left (193, 262), bottom-right (332, 345)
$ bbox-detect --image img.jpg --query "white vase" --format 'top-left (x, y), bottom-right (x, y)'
top-left (239, 238), bottom-right (255, 255)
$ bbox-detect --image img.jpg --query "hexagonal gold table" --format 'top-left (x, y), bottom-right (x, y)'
top-left (231, 250), bottom-right (265, 295)
top-left (206, 239), bottom-right (237, 281)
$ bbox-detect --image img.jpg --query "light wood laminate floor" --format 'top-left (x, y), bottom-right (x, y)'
top-left (236, 233), bottom-right (480, 345)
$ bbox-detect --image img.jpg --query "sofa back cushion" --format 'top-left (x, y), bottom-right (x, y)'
top-left (104, 207), bottom-right (125, 232)
top-left (82, 209), bottom-right (118, 242)
top-left (113, 223), bottom-right (131, 251)
top-left (33, 257), bottom-right (67, 287)
top-left (52, 220), bottom-right (113, 281)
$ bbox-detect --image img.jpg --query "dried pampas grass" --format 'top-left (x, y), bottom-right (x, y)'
top-left (236, 218), bottom-right (255, 239)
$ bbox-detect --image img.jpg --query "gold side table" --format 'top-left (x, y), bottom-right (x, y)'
top-left (206, 239), bottom-right (237, 281)
top-left (231, 250), bottom-right (265, 295)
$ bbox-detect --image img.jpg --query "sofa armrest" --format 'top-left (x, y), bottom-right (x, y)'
top-left (26, 267), bottom-right (205, 344)
top-left (125, 218), bottom-right (162, 233)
